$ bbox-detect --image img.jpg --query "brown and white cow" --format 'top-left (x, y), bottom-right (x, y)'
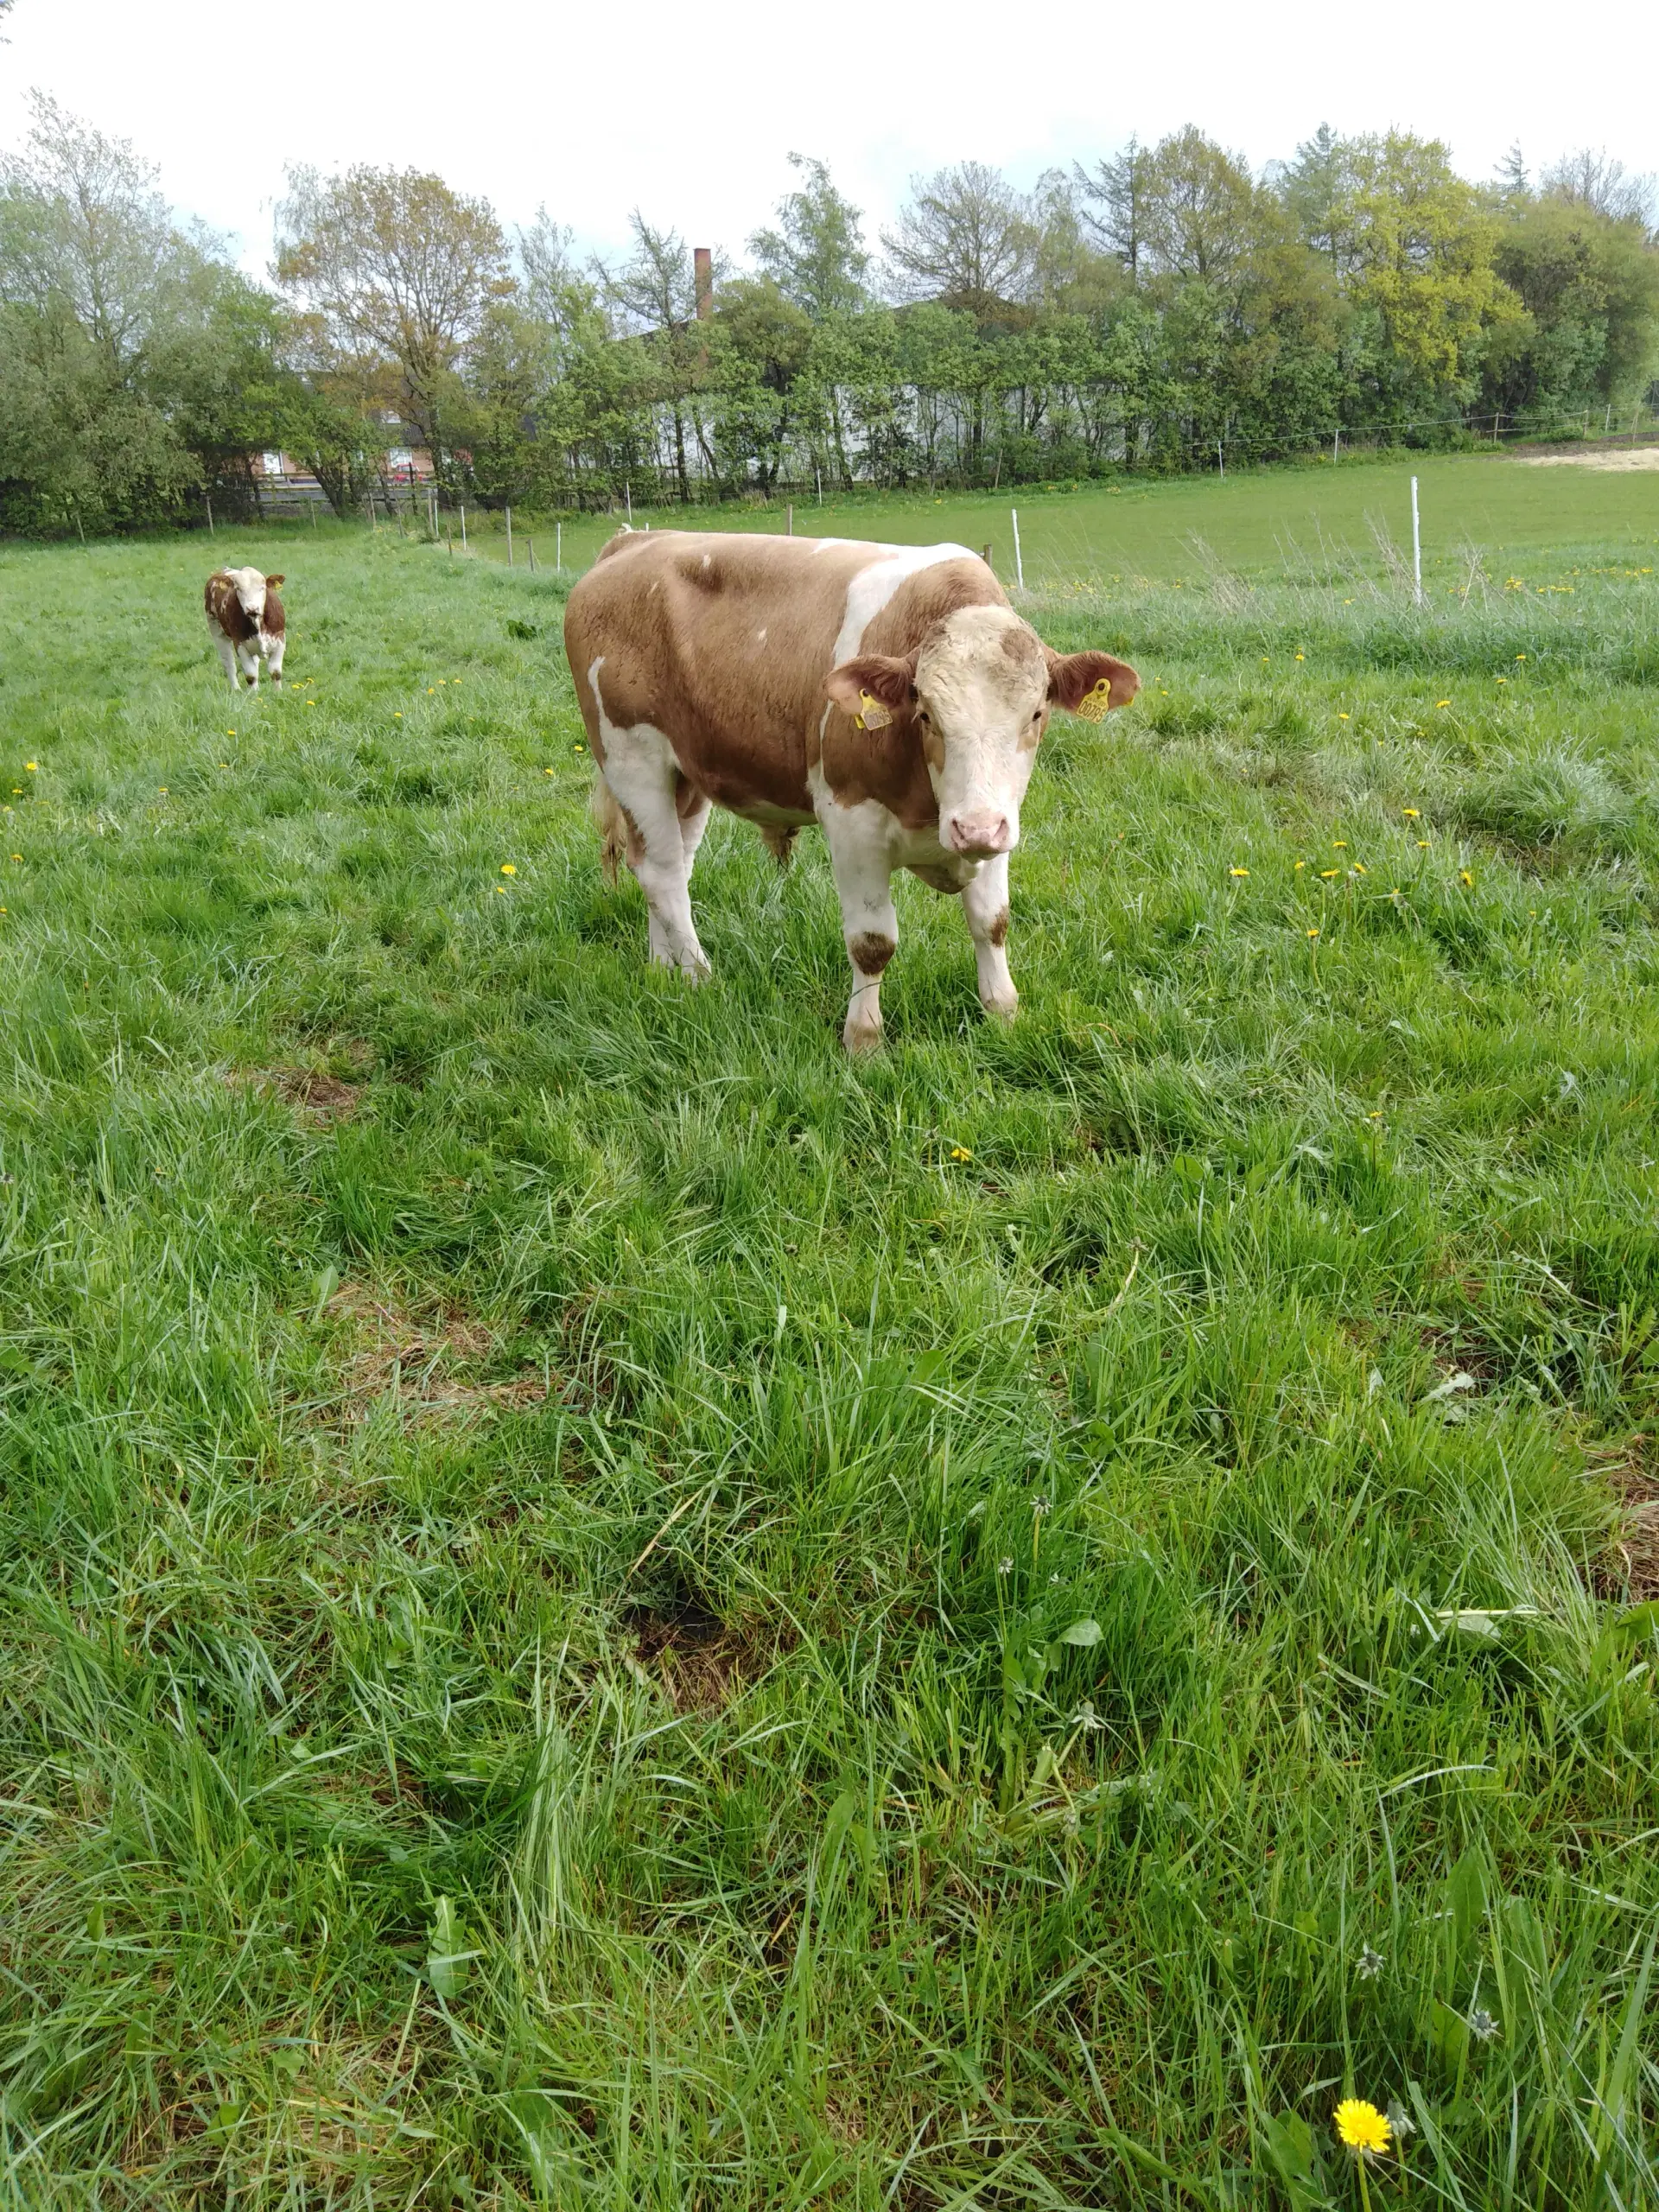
top-left (205, 567), bottom-right (286, 690)
top-left (563, 531), bottom-right (1138, 1050)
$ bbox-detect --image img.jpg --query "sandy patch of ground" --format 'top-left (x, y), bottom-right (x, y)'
top-left (1513, 446), bottom-right (1659, 471)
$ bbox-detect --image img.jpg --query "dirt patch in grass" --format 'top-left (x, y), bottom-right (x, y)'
top-left (1589, 1439), bottom-right (1659, 1602)
top-left (628, 1595), bottom-right (758, 1714)
top-left (1512, 445), bottom-right (1659, 472)
top-left (233, 1065), bottom-right (366, 1122)
top-left (325, 1281), bottom-right (550, 1421)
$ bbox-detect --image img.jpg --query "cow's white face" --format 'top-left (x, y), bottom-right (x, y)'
top-left (913, 607), bottom-right (1047, 858)
top-left (226, 565), bottom-right (268, 627)
top-left (825, 613), bottom-right (1140, 860)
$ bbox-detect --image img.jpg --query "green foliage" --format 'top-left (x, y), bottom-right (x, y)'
top-left (0, 482), bottom-right (1656, 2202)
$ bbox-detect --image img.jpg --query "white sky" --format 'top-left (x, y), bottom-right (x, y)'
top-left (2, 0), bottom-right (1655, 274)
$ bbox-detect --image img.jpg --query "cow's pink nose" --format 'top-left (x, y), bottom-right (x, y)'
top-left (946, 810), bottom-right (1012, 857)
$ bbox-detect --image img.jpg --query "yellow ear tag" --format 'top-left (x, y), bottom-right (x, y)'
top-left (1074, 677), bottom-right (1113, 723)
top-left (855, 689), bottom-right (893, 731)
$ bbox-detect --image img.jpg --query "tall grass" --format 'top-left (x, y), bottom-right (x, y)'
top-left (0, 520), bottom-right (1656, 2207)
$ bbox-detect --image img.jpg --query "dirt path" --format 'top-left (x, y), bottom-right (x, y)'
top-left (1513, 446), bottom-right (1659, 471)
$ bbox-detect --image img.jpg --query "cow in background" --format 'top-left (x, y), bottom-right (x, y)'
top-left (205, 568), bottom-right (286, 690)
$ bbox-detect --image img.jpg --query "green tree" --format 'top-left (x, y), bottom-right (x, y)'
top-left (882, 163), bottom-right (1039, 317)
top-left (750, 156), bottom-right (869, 320)
top-left (274, 164), bottom-right (510, 488)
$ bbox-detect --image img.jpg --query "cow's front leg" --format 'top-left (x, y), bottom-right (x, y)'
top-left (822, 799), bottom-right (897, 1052)
top-left (238, 640), bottom-right (261, 690)
top-left (600, 731), bottom-right (709, 978)
top-left (264, 635), bottom-right (284, 688)
top-left (961, 852), bottom-right (1018, 1022)
top-left (212, 632), bottom-right (239, 691)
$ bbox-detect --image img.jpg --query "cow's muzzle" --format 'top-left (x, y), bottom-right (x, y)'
top-left (944, 809), bottom-right (1014, 859)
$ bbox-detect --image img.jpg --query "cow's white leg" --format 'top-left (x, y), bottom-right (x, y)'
top-left (961, 853), bottom-right (1018, 1020)
top-left (820, 798), bottom-right (898, 1053)
top-left (679, 792), bottom-right (713, 879)
top-left (600, 736), bottom-right (709, 978)
top-left (264, 635), bottom-right (284, 687)
top-left (212, 632), bottom-right (239, 691)
top-left (237, 639), bottom-right (261, 690)
top-left (962, 853), bottom-right (1017, 1020)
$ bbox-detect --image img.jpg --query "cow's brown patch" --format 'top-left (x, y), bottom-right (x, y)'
top-left (849, 931), bottom-right (896, 976)
top-left (988, 906), bottom-right (1010, 948)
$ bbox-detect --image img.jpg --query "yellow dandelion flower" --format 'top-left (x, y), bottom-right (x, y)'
top-left (493, 885), bottom-right (507, 895)
top-left (427, 687), bottom-right (435, 694)
top-left (1321, 868), bottom-right (1340, 879)
top-left (158, 786), bottom-right (168, 795)
top-left (500, 862), bottom-right (517, 876)
top-left (950, 1144), bottom-right (972, 1161)
top-left (575, 741), bottom-right (587, 752)
top-left (1333, 841), bottom-right (1347, 849)
top-left (1307, 927), bottom-right (1319, 938)
top-left (24, 762), bottom-right (37, 772)
top-left (1295, 652), bottom-right (1305, 662)
top-left (1338, 712), bottom-right (1350, 720)
top-left (1351, 861), bottom-right (1368, 874)
top-left (1496, 676), bottom-right (1507, 683)
top-left (1402, 807), bottom-right (1420, 818)
top-left (1334, 2100), bottom-right (1390, 2156)
top-left (1230, 867), bottom-right (1249, 878)
top-left (1460, 868), bottom-right (1474, 887)
top-left (1294, 860), bottom-right (1306, 870)
top-left (1417, 838), bottom-right (1429, 849)
top-left (544, 766), bottom-right (556, 776)
top-left (9, 855), bottom-right (18, 862)
top-left (1436, 699), bottom-right (1451, 709)
top-left (1516, 653), bottom-right (1526, 662)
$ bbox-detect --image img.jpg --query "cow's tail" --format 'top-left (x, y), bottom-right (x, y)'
top-left (589, 773), bottom-right (629, 887)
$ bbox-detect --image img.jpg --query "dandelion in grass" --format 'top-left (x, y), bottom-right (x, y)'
top-left (1033, 1496), bottom-right (1051, 1516)
top-left (24, 763), bottom-right (36, 773)
top-left (1071, 1700), bottom-right (1102, 1730)
top-left (1402, 807), bottom-right (1420, 819)
top-left (545, 766), bottom-right (556, 776)
top-left (1335, 2101), bottom-right (1391, 2170)
top-left (1321, 868), bottom-right (1340, 879)
top-left (1386, 2101), bottom-right (1415, 2139)
top-left (1295, 653), bottom-right (1305, 663)
top-left (1416, 839), bottom-right (1429, 849)
top-left (1516, 653), bottom-right (1526, 662)
top-left (1230, 866), bottom-right (1249, 878)
top-left (1338, 712), bottom-right (1349, 721)
top-left (1468, 2006), bottom-right (1500, 2042)
top-left (1436, 699), bottom-right (1452, 709)
top-left (9, 855), bottom-right (18, 864)
top-left (1307, 927), bottom-right (1319, 938)
top-left (393, 711), bottom-right (403, 718)
top-left (1294, 860), bottom-right (1306, 871)
top-left (1332, 841), bottom-right (1347, 849)
top-left (1460, 868), bottom-right (1474, 887)
top-left (1357, 1943), bottom-right (1384, 1979)
top-left (950, 1144), bottom-right (971, 1161)
top-left (575, 741), bottom-right (587, 753)
top-left (997, 1555), bottom-right (1013, 1575)
top-left (500, 863), bottom-right (517, 876)
top-left (1351, 862), bottom-right (1367, 875)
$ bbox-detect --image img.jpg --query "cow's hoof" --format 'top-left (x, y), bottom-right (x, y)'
top-left (843, 1018), bottom-right (884, 1055)
top-left (980, 988), bottom-right (1020, 1023)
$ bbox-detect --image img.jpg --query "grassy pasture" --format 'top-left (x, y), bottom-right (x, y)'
top-left (1, 491), bottom-right (1658, 2208)
top-left (456, 448), bottom-right (1659, 588)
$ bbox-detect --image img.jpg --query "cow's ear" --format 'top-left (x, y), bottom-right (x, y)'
top-left (1046, 648), bottom-right (1139, 719)
top-left (825, 652), bottom-right (917, 729)
top-left (264, 574), bottom-right (285, 588)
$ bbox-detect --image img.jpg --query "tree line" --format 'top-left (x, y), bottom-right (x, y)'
top-left (2, 91), bottom-right (1656, 533)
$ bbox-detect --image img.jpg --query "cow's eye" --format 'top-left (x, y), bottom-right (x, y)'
top-left (917, 708), bottom-right (931, 725)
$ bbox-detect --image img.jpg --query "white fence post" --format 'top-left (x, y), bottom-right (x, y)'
top-left (556, 521), bottom-right (563, 573)
top-left (506, 505), bottom-right (513, 566)
top-left (1410, 476), bottom-right (1423, 606)
top-left (626, 482), bottom-right (632, 525)
top-left (1217, 441), bottom-right (1224, 478)
top-left (1011, 507), bottom-right (1023, 590)
top-left (460, 504), bottom-right (467, 552)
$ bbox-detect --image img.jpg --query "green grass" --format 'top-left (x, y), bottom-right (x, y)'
top-left (2, 499), bottom-right (1657, 2209)
top-left (454, 448), bottom-right (1659, 590)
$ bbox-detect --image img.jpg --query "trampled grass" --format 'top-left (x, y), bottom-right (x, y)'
top-left (1, 508), bottom-right (1657, 2208)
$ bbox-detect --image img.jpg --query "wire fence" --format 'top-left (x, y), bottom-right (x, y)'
top-left (207, 398), bottom-right (1653, 537)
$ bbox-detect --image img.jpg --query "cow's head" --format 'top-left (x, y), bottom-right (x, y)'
top-left (827, 607), bottom-right (1139, 858)
top-left (223, 566), bottom-right (281, 626)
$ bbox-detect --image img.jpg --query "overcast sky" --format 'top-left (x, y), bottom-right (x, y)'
top-left (2, 0), bottom-right (1655, 274)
